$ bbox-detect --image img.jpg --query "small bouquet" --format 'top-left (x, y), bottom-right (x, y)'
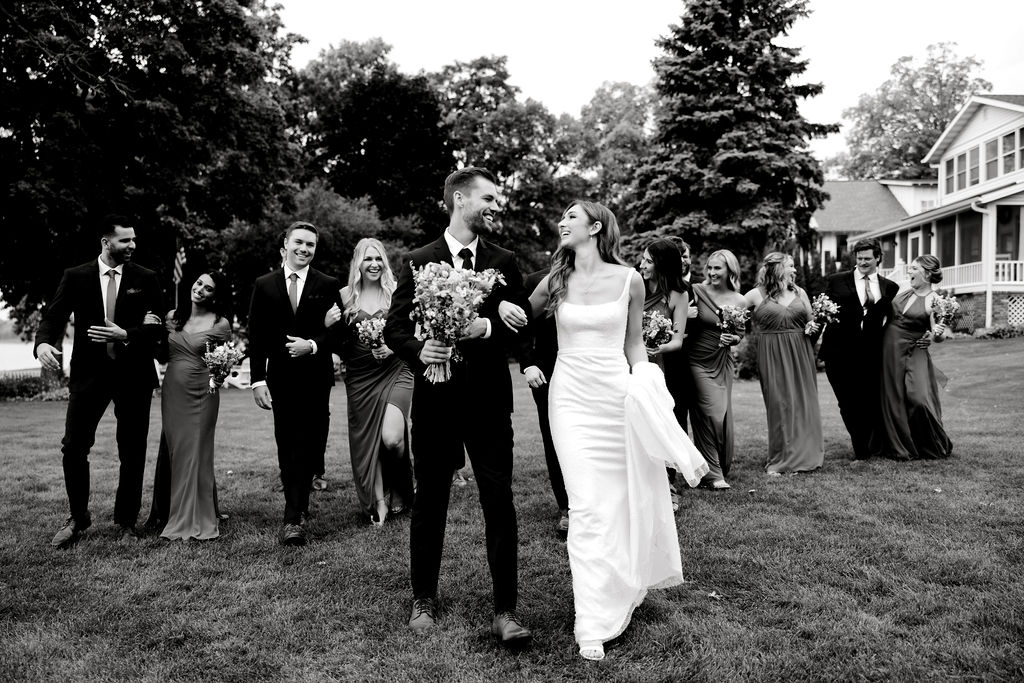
top-left (409, 261), bottom-right (505, 384)
top-left (642, 310), bottom-right (674, 349)
top-left (356, 317), bottom-right (386, 349)
top-left (717, 305), bottom-right (749, 346)
top-left (930, 293), bottom-right (961, 326)
top-left (203, 341), bottom-right (246, 393)
top-left (810, 293), bottom-right (840, 325)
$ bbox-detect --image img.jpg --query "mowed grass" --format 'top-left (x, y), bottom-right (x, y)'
top-left (1, 338), bottom-right (1022, 682)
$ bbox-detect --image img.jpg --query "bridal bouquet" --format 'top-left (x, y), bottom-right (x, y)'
top-left (203, 341), bottom-right (246, 393)
top-left (931, 293), bottom-right (961, 326)
top-left (717, 304), bottom-right (749, 346)
top-left (810, 293), bottom-right (840, 325)
top-left (410, 261), bottom-right (505, 384)
top-left (356, 317), bottom-right (386, 349)
top-left (642, 310), bottom-right (674, 348)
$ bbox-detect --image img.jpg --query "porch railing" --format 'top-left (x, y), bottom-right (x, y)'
top-left (880, 260), bottom-right (1024, 287)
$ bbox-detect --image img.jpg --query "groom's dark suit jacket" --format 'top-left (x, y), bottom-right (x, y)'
top-left (34, 260), bottom-right (164, 391)
top-left (385, 235), bottom-right (528, 417)
top-left (818, 269), bottom-right (899, 363)
top-left (247, 267), bottom-right (341, 388)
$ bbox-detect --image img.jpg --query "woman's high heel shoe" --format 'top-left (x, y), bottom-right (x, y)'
top-left (370, 500), bottom-right (388, 528)
top-left (579, 641), bottom-right (605, 661)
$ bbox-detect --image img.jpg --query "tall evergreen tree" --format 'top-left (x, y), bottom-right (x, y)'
top-left (631, 0), bottom-right (837, 257)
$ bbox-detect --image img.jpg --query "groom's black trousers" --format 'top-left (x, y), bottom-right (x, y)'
top-left (61, 367), bottom-right (153, 526)
top-left (409, 379), bottom-right (518, 613)
top-left (269, 377), bottom-right (331, 524)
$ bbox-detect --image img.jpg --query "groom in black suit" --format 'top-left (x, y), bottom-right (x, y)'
top-left (247, 221), bottom-right (342, 546)
top-left (819, 237), bottom-right (899, 459)
top-left (385, 167), bottom-right (532, 645)
top-left (35, 215), bottom-right (165, 547)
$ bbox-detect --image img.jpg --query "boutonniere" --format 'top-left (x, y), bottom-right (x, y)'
top-left (125, 287), bottom-right (142, 295)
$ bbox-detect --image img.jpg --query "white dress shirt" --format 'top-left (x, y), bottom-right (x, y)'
top-left (856, 271), bottom-right (881, 307)
top-left (444, 229), bottom-right (491, 338)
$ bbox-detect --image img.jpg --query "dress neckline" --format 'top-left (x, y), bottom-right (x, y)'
top-left (562, 268), bottom-right (632, 307)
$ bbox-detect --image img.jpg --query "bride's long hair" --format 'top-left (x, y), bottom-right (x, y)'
top-left (343, 238), bottom-right (397, 323)
top-left (546, 200), bottom-right (624, 316)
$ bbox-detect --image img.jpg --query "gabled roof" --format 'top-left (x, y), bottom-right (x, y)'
top-left (923, 94), bottom-right (1024, 164)
top-left (812, 181), bottom-right (908, 234)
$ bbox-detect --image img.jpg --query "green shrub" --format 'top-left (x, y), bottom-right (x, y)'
top-left (974, 324), bottom-right (1024, 340)
top-left (733, 337), bottom-right (758, 379)
top-left (0, 373), bottom-right (67, 401)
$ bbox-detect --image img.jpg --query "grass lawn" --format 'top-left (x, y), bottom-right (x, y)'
top-left (1, 337), bottom-right (1022, 681)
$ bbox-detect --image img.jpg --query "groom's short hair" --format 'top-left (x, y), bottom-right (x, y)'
top-left (851, 237), bottom-right (882, 260)
top-left (284, 221), bottom-right (318, 242)
top-left (97, 214), bottom-right (134, 238)
top-left (443, 167), bottom-right (497, 214)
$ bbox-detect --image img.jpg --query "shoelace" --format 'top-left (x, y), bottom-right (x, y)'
top-left (412, 600), bottom-right (434, 618)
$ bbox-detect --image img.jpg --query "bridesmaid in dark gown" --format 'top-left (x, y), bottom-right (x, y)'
top-left (638, 238), bottom-right (691, 508)
top-left (744, 253), bottom-right (824, 475)
top-left (876, 255), bottom-right (953, 460)
top-left (686, 249), bottom-right (747, 488)
top-left (157, 271), bottom-right (232, 540)
top-left (325, 238), bottom-right (413, 527)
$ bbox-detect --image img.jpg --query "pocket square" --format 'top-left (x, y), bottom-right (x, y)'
top-left (125, 287), bottom-right (143, 295)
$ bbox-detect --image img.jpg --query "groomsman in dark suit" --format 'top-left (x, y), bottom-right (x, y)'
top-left (819, 237), bottom-right (899, 459)
top-left (520, 267), bottom-right (569, 534)
top-left (247, 222), bottom-right (342, 546)
top-left (35, 215), bottom-right (165, 548)
top-left (385, 167), bottom-right (532, 645)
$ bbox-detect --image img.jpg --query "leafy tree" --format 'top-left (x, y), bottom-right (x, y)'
top-left (630, 0), bottom-right (837, 258)
top-left (293, 40), bottom-right (451, 228)
top-left (840, 43), bottom-right (992, 180)
top-left (0, 0), bottom-right (301, 329)
top-left (577, 82), bottom-right (654, 225)
top-left (432, 56), bottom-right (590, 269)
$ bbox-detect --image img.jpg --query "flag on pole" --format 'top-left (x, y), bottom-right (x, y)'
top-left (172, 247), bottom-right (187, 284)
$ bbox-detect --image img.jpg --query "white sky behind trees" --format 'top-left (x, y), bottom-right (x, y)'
top-left (276, 0), bottom-right (1023, 160)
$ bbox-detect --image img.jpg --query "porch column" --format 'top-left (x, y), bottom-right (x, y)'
top-left (973, 201), bottom-right (996, 328)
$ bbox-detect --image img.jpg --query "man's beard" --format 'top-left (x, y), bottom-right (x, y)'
top-left (466, 208), bottom-right (492, 234)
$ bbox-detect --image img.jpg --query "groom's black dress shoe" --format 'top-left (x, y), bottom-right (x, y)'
top-left (51, 516), bottom-right (90, 549)
top-left (492, 611), bottom-right (532, 645)
top-left (408, 598), bottom-right (437, 634)
top-left (280, 523), bottom-right (307, 546)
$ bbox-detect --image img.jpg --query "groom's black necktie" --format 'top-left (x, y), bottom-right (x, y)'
top-left (458, 247), bottom-right (474, 271)
top-left (862, 275), bottom-right (875, 307)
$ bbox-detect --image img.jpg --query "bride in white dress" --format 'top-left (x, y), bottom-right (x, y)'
top-left (526, 201), bottom-right (708, 661)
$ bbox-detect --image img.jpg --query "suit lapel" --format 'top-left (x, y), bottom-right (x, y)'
top-left (273, 269), bottom-right (293, 318)
top-left (429, 236), bottom-right (453, 267)
top-left (475, 239), bottom-right (492, 272)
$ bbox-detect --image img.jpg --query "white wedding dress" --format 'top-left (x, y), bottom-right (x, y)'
top-left (549, 267), bottom-right (692, 647)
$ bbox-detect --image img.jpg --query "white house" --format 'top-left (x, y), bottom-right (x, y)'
top-left (811, 179), bottom-right (936, 274)
top-left (858, 94), bottom-right (1024, 331)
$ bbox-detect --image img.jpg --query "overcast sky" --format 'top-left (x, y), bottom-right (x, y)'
top-left (276, 0), bottom-right (1023, 159)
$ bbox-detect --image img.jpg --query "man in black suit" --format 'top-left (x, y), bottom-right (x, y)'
top-left (520, 267), bottom-right (569, 534)
top-left (385, 167), bottom-right (532, 645)
top-left (819, 237), bottom-right (899, 460)
top-left (247, 221), bottom-right (341, 546)
top-left (35, 215), bottom-right (165, 548)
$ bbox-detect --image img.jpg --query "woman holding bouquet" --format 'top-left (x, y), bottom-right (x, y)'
top-left (743, 253), bottom-right (824, 475)
top-left (324, 238), bottom-right (414, 526)
top-left (686, 249), bottom-right (747, 488)
top-left (875, 255), bottom-right (953, 460)
top-left (528, 201), bottom-right (708, 661)
top-left (638, 238), bottom-right (691, 508)
top-left (154, 271), bottom-right (232, 540)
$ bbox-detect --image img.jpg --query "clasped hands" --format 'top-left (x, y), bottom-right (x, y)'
top-left (416, 317), bottom-right (489, 365)
top-left (916, 323), bottom-right (947, 348)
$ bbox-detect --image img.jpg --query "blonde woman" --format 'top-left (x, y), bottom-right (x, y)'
top-left (744, 252), bottom-right (824, 475)
top-left (325, 238), bottom-right (413, 526)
